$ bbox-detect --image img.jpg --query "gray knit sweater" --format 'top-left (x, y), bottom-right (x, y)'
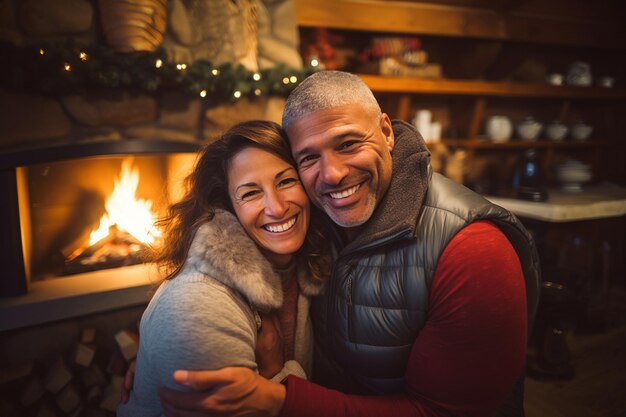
top-left (118, 210), bottom-right (323, 417)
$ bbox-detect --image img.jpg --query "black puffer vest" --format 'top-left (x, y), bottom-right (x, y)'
top-left (312, 122), bottom-right (541, 400)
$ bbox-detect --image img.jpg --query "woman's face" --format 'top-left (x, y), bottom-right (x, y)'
top-left (227, 146), bottom-right (310, 268)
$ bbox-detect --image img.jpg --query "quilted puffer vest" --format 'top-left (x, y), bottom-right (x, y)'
top-left (312, 172), bottom-right (541, 395)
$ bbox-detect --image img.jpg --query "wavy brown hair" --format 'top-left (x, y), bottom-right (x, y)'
top-left (149, 120), bottom-right (331, 285)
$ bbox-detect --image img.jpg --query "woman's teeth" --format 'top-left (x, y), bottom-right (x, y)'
top-left (329, 184), bottom-right (360, 199)
top-left (264, 216), bottom-right (297, 233)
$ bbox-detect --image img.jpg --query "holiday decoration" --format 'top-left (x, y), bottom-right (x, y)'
top-left (0, 42), bottom-right (316, 104)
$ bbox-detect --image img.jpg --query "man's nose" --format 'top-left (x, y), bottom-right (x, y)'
top-left (264, 191), bottom-right (288, 218)
top-left (319, 154), bottom-right (348, 186)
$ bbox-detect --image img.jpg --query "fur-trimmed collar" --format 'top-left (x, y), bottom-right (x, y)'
top-left (185, 209), bottom-right (323, 312)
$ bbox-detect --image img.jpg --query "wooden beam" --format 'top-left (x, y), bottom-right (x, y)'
top-left (294, 0), bottom-right (626, 49)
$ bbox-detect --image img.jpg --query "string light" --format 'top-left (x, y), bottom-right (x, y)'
top-left (211, 69), bottom-right (219, 76)
top-left (282, 77), bottom-right (290, 84)
top-left (253, 73), bottom-right (261, 81)
top-left (63, 63), bottom-right (72, 72)
top-left (176, 63), bottom-right (187, 71)
top-left (254, 88), bottom-right (262, 96)
top-left (290, 76), bottom-right (297, 83)
top-left (310, 58), bottom-right (319, 67)
top-left (233, 90), bottom-right (242, 99)
top-left (39, 48), bottom-right (45, 56)
top-left (155, 59), bottom-right (163, 68)
top-left (199, 89), bottom-right (207, 98)
top-left (79, 52), bottom-right (88, 61)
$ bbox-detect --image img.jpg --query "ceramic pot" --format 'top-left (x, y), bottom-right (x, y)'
top-left (566, 62), bottom-right (592, 86)
top-left (517, 117), bottom-right (543, 141)
top-left (556, 159), bottom-right (592, 192)
top-left (486, 115), bottom-right (513, 142)
top-left (546, 120), bottom-right (568, 141)
top-left (571, 121), bottom-right (593, 141)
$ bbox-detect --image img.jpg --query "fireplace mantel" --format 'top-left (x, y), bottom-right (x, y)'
top-left (0, 264), bottom-right (159, 331)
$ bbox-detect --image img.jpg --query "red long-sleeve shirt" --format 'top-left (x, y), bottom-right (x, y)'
top-left (280, 221), bottom-right (528, 417)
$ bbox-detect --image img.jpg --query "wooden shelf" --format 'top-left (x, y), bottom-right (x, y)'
top-left (436, 139), bottom-right (612, 149)
top-left (358, 75), bottom-right (626, 99)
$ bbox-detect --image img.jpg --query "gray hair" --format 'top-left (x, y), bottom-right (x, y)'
top-left (282, 71), bottom-right (382, 129)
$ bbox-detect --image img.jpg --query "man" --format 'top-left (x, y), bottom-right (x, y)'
top-left (158, 71), bottom-right (541, 416)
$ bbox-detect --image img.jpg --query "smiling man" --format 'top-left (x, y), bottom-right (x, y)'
top-left (158, 71), bottom-right (542, 417)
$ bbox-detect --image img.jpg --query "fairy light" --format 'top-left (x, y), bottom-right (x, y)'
top-left (79, 52), bottom-right (88, 61)
top-left (63, 63), bottom-right (72, 72)
top-left (290, 76), bottom-right (297, 83)
top-left (176, 63), bottom-right (187, 71)
top-left (211, 69), bottom-right (219, 76)
top-left (252, 73), bottom-right (261, 81)
top-left (254, 88), bottom-right (262, 96)
top-left (282, 77), bottom-right (290, 85)
top-left (39, 48), bottom-right (45, 56)
top-left (310, 58), bottom-right (319, 67)
top-left (155, 59), bottom-right (163, 68)
top-left (233, 90), bottom-right (242, 99)
top-left (199, 89), bottom-right (207, 98)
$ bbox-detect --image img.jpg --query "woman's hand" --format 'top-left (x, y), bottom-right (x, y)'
top-left (255, 311), bottom-right (284, 379)
top-left (120, 360), bottom-right (136, 404)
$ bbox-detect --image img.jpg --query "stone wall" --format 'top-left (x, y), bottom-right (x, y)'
top-left (0, 0), bottom-right (301, 151)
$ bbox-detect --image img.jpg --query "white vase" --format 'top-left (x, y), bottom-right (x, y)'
top-left (486, 116), bottom-right (513, 142)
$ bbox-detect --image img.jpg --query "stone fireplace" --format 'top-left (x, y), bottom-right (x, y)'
top-left (0, 2), bottom-right (304, 414)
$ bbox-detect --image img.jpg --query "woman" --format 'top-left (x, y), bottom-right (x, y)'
top-left (117, 120), bottom-right (330, 417)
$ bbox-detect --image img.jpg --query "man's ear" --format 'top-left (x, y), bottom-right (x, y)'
top-left (380, 113), bottom-right (394, 151)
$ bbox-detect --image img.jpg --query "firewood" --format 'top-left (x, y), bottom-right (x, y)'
top-left (0, 361), bottom-right (34, 385)
top-left (99, 375), bottom-right (123, 412)
top-left (106, 350), bottom-right (126, 376)
top-left (114, 329), bottom-right (139, 361)
top-left (82, 364), bottom-right (106, 388)
top-left (55, 383), bottom-right (81, 414)
top-left (44, 358), bottom-right (72, 393)
top-left (81, 328), bottom-right (96, 344)
top-left (35, 403), bottom-right (58, 417)
top-left (19, 375), bottom-right (45, 407)
top-left (74, 343), bottom-right (96, 368)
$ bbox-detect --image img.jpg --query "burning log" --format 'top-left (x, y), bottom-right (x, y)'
top-left (63, 225), bottom-right (147, 275)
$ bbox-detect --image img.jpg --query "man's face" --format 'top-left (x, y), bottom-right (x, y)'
top-left (286, 103), bottom-right (394, 230)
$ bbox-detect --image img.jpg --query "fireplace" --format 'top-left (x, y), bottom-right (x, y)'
top-left (0, 140), bottom-right (198, 329)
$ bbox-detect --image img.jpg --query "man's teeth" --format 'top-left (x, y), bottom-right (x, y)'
top-left (329, 184), bottom-right (360, 199)
top-left (264, 216), bottom-right (297, 233)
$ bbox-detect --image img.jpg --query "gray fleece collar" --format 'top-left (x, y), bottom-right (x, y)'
top-left (186, 210), bottom-right (323, 312)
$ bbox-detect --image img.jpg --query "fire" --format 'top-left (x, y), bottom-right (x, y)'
top-left (89, 159), bottom-right (161, 245)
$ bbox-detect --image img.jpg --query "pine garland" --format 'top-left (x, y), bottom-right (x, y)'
top-left (0, 42), bottom-right (317, 103)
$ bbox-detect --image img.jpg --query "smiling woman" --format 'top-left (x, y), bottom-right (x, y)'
top-left (117, 120), bottom-right (330, 417)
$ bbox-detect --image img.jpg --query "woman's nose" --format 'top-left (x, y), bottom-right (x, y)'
top-left (264, 191), bottom-right (288, 218)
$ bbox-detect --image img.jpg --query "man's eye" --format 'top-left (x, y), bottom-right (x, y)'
top-left (339, 140), bottom-right (357, 150)
top-left (299, 155), bottom-right (318, 165)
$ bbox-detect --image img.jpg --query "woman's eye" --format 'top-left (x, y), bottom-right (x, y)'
top-left (278, 177), bottom-right (298, 187)
top-left (241, 190), bottom-right (260, 200)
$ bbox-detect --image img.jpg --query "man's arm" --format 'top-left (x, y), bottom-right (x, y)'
top-left (160, 221), bottom-right (528, 417)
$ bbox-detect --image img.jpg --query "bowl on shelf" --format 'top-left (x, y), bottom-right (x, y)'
top-left (486, 115), bottom-right (513, 142)
top-left (546, 120), bottom-right (568, 141)
top-left (555, 159), bottom-right (592, 192)
top-left (517, 116), bottom-right (543, 141)
top-left (570, 121), bottom-right (593, 141)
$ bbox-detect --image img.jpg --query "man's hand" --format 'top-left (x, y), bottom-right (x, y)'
top-left (255, 312), bottom-right (284, 379)
top-left (159, 367), bottom-right (286, 417)
top-left (120, 360), bottom-right (136, 404)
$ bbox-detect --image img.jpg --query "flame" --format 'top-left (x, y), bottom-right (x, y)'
top-left (89, 158), bottom-right (161, 245)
